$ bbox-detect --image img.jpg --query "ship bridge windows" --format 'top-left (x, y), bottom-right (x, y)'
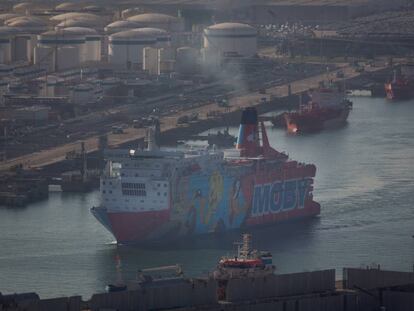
top-left (122, 189), bottom-right (146, 196)
top-left (122, 182), bottom-right (146, 189)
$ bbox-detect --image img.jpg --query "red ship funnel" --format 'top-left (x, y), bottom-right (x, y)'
top-left (236, 107), bottom-right (260, 157)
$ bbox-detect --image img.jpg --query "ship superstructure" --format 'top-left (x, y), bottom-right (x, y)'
top-left (92, 107), bottom-right (320, 243)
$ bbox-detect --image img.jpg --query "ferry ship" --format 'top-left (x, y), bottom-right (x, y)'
top-left (91, 107), bottom-right (320, 243)
top-left (284, 82), bottom-right (352, 133)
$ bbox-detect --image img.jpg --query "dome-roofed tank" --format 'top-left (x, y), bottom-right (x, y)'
top-left (55, 18), bottom-right (102, 29)
top-left (5, 16), bottom-right (49, 62)
top-left (5, 16), bottom-right (48, 33)
top-left (0, 26), bottom-right (21, 63)
top-left (13, 2), bottom-right (45, 14)
top-left (136, 27), bottom-right (170, 48)
top-left (121, 7), bottom-right (145, 20)
top-left (176, 46), bottom-right (199, 75)
top-left (108, 29), bottom-right (157, 67)
top-left (37, 29), bottom-right (85, 70)
top-left (104, 20), bottom-right (140, 35)
top-left (0, 13), bottom-right (22, 25)
top-left (204, 22), bottom-right (257, 58)
top-left (55, 2), bottom-right (84, 12)
top-left (83, 5), bottom-right (103, 13)
top-left (127, 13), bottom-right (184, 32)
top-left (50, 12), bottom-right (100, 23)
top-left (63, 27), bottom-right (101, 62)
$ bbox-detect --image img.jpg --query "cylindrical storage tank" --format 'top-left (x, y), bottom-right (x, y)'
top-left (83, 5), bottom-right (103, 13)
top-left (34, 45), bottom-right (55, 72)
top-left (0, 14), bottom-right (21, 26)
top-left (55, 2), bottom-right (84, 12)
top-left (108, 29), bottom-right (156, 68)
top-left (0, 78), bottom-right (9, 105)
top-left (0, 26), bottom-right (21, 63)
top-left (38, 30), bottom-right (85, 70)
top-left (57, 45), bottom-right (79, 71)
top-left (13, 2), bottom-right (38, 14)
top-left (203, 22), bottom-right (257, 58)
top-left (70, 83), bottom-right (95, 105)
top-left (50, 13), bottom-right (100, 23)
top-left (55, 18), bottom-right (102, 30)
top-left (63, 27), bottom-right (101, 62)
top-left (38, 75), bottom-right (64, 97)
top-left (5, 16), bottom-right (47, 31)
top-left (127, 13), bottom-right (184, 32)
top-left (121, 7), bottom-right (145, 20)
top-left (143, 47), bottom-right (159, 75)
top-left (137, 27), bottom-right (171, 48)
top-left (176, 46), bottom-right (199, 75)
top-left (6, 17), bottom-right (48, 62)
top-left (104, 20), bottom-right (140, 35)
top-left (0, 64), bottom-right (13, 78)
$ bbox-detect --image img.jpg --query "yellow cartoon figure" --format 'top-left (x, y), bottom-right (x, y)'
top-left (202, 171), bottom-right (224, 225)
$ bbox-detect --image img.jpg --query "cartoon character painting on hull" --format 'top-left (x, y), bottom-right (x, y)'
top-left (92, 107), bottom-right (320, 243)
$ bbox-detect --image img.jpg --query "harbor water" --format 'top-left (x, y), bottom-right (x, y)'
top-left (0, 96), bottom-right (413, 298)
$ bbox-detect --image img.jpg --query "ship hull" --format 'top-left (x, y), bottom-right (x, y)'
top-left (93, 165), bottom-right (320, 244)
top-left (285, 107), bottom-right (350, 134)
top-left (385, 83), bottom-right (414, 100)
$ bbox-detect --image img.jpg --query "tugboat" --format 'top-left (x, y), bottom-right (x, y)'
top-left (385, 65), bottom-right (414, 100)
top-left (214, 234), bottom-right (275, 300)
top-left (284, 81), bottom-right (352, 133)
top-left (213, 234), bottom-right (275, 280)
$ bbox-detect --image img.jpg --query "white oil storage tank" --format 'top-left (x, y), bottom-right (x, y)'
top-left (13, 2), bottom-right (44, 15)
top-left (57, 45), bottom-right (79, 71)
top-left (6, 17), bottom-right (48, 62)
top-left (0, 14), bottom-right (21, 26)
top-left (138, 27), bottom-right (171, 48)
top-left (176, 46), bottom-right (199, 75)
top-left (34, 45), bottom-right (55, 71)
top-left (37, 29), bottom-right (85, 70)
top-left (203, 22), bottom-right (257, 58)
top-left (55, 18), bottom-right (103, 30)
top-left (108, 29), bottom-right (156, 68)
top-left (104, 20), bottom-right (140, 35)
top-left (127, 13), bottom-right (184, 32)
top-left (0, 26), bottom-right (21, 63)
top-left (50, 13), bottom-right (101, 24)
top-left (121, 7), bottom-right (145, 20)
top-left (55, 2), bottom-right (84, 12)
top-left (63, 27), bottom-right (101, 62)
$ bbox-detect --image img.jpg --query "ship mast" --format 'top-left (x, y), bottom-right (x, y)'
top-left (239, 233), bottom-right (252, 259)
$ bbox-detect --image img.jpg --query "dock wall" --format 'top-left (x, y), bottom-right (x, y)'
top-left (343, 268), bottom-right (414, 289)
top-left (89, 278), bottom-right (217, 311)
top-left (225, 269), bottom-right (335, 302)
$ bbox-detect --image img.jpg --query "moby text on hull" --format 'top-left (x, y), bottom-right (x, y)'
top-left (91, 107), bottom-right (320, 243)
